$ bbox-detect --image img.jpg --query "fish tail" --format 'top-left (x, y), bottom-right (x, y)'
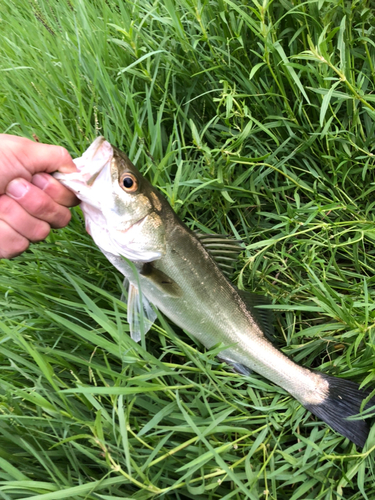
top-left (303, 373), bottom-right (375, 447)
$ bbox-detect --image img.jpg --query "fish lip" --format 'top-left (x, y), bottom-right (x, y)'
top-left (91, 136), bottom-right (107, 156)
top-left (86, 139), bottom-right (113, 185)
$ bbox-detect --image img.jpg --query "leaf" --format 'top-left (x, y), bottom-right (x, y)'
top-left (274, 42), bottom-right (310, 104)
top-left (249, 62), bottom-right (265, 80)
top-left (117, 50), bottom-right (166, 75)
top-left (320, 81), bottom-right (340, 127)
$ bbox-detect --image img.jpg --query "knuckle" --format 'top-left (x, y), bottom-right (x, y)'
top-left (33, 222), bottom-right (50, 242)
top-left (32, 197), bottom-right (51, 218)
top-left (0, 247), bottom-right (13, 259)
top-left (41, 178), bottom-right (64, 201)
top-left (58, 146), bottom-right (72, 163)
top-left (52, 207), bottom-right (71, 228)
top-left (0, 195), bottom-right (16, 216)
top-left (0, 219), bottom-right (29, 259)
top-left (10, 238), bottom-right (29, 258)
top-left (0, 249), bottom-right (12, 259)
top-left (63, 209), bottom-right (72, 225)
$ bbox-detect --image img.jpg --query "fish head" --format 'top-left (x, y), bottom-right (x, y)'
top-left (54, 137), bottom-right (166, 262)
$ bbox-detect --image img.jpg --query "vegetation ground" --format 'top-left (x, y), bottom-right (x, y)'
top-left (1, 0), bottom-right (375, 498)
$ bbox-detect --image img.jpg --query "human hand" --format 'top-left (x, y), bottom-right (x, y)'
top-left (0, 134), bottom-right (79, 259)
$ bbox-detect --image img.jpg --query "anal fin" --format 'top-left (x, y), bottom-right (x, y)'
top-left (218, 355), bottom-right (252, 375)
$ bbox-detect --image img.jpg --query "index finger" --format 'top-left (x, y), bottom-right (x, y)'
top-left (0, 134), bottom-right (77, 175)
top-left (32, 173), bottom-right (80, 207)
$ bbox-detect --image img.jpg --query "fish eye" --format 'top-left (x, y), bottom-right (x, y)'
top-left (121, 173), bottom-right (138, 193)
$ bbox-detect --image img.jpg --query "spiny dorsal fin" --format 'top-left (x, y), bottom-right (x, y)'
top-left (236, 288), bottom-right (275, 343)
top-left (196, 233), bottom-right (243, 275)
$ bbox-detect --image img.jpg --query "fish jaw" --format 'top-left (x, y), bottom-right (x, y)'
top-left (89, 211), bottom-right (166, 261)
top-left (54, 137), bottom-right (116, 249)
top-left (54, 137), bottom-right (167, 262)
top-left (73, 136), bottom-right (112, 181)
top-left (54, 136), bottom-right (113, 207)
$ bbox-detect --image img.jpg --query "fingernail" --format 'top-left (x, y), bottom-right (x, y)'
top-left (6, 179), bottom-right (30, 199)
top-left (32, 173), bottom-right (50, 190)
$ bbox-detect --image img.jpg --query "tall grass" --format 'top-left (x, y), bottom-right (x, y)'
top-left (1, 0), bottom-right (375, 498)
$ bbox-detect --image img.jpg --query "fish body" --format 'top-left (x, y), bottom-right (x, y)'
top-left (110, 209), bottom-right (327, 407)
top-left (55, 137), bottom-right (374, 447)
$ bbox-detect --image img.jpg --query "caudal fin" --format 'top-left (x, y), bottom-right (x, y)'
top-left (303, 374), bottom-right (375, 447)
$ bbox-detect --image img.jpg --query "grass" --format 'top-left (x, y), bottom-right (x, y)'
top-left (1, 0), bottom-right (375, 498)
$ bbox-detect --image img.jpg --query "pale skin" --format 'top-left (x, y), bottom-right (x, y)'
top-left (0, 134), bottom-right (79, 259)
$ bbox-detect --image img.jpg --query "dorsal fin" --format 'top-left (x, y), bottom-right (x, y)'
top-left (196, 233), bottom-right (243, 275)
top-left (236, 289), bottom-right (275, 343)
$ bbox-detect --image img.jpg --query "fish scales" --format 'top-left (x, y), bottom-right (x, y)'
top-left (136, 224), bottom-right (327, 405)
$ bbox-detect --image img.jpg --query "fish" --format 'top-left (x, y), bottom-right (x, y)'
top-left (55, 137), bottom-right (374, 447)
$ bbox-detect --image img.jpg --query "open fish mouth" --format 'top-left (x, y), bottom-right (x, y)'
top-left (53, 137), bottom-right (114, 207)
top-left (55, 137), bottom-right (113, 184)
top-left (86, 168), bottom-right (104, 186)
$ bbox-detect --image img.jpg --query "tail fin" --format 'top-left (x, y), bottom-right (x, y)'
top-left (303, 374), bottom-right (375, 447)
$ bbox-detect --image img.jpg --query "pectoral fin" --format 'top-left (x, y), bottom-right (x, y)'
top-left (123, 278), bottom-right (157, 342)
top-left (141, 263), bottom-right (182, 297)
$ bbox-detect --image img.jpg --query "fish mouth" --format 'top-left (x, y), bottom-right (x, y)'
top-left (86, 169), bottom-right (102, 186)
top-left (85, 138), bottom-right (113, 186)
top-left (91, 136), bottom-right (108, 155)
